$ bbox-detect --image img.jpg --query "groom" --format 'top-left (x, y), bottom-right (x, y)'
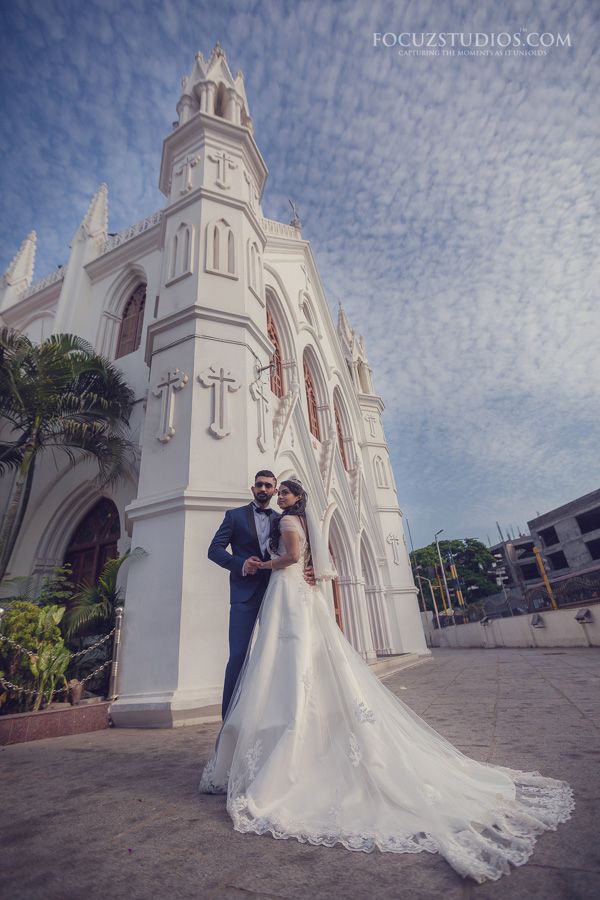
top-left (208, 470), bottom-right (280, 719)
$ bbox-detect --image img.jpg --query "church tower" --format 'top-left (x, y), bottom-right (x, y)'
top-left (337, 305), bottom-right (425, 654)
top-left (111, 45), bottom-right (273, 726)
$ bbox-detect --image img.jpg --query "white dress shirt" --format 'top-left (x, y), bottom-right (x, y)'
top-left (253, 503), bottom-right (274, 557)
top-left (242, 504), bottom-right (275, 576)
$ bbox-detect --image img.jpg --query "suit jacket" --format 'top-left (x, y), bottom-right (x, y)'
top-left (208, 503), bottom-right (281, 604)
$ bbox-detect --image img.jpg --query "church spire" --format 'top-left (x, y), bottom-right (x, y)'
top-left (0, 231), bottom-right (36, 312)
top-left (337, 303), bottom-right (375, 395)
top-left (176, 42), bottom-right (253, 131)
top-left (1, 231), bottom-right (36, 297)
top-left (73, 183), bottom-right (108, 242)
top-left (337, 302), bottom-right (354, 348)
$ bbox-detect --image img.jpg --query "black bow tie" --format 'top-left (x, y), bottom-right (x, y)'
top-left (254, 506), bottom-right (273, 516)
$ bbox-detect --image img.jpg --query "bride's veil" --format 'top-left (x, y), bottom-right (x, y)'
top-left (302, 486), bottom-right (337, 582)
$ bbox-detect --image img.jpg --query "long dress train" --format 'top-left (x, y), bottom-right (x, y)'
top-left (199, 516), bottom-right (574, 884)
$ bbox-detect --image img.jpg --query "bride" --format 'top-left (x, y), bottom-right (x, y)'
top-left (199, 478), bottom-right (574, 884)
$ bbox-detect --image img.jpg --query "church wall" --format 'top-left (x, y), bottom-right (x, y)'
top-left (1, 46), bottom-right (428, 726)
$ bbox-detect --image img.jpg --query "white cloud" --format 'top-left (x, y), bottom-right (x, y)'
top-left (0, 0), bottom-right (597, 547)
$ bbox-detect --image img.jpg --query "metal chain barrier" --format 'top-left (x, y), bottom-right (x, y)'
top-left (0, 627), bottom-right (116, 660)
top-left (0, 658), bottom-right (113, 698)
top-left (0, 607), bottom-right (124, 704)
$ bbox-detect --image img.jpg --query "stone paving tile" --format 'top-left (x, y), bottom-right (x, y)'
top-left (0, 647), bottom-right (597, 899)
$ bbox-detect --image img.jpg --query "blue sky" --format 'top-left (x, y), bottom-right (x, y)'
top-left (1, 0), bottom-right (599, 549)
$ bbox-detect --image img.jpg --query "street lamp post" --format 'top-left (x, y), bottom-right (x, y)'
top-left (416, 568), bottom-right (442, 631)
top-left (491, 553), bottom-right (515, 616)
top-left (435, 529), bottom-right (453, 613)
top-left (413, 569), bottom-right (428, 615)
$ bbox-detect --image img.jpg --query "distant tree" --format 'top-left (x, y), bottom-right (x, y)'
top-left (411, 538), bottom-right (497, 609)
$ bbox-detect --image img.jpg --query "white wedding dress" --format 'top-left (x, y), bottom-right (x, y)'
top-left (199, 516), bottom-right (574, 883)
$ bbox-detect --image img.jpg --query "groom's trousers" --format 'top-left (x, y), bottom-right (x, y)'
top-left (222, 592), bottom-right (262, 719)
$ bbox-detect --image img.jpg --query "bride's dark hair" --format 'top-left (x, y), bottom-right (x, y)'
top-left (269, 479), bottom-right (308, 555)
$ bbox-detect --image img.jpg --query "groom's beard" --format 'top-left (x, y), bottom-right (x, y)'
top-left (255, 492), bottom-right (269, 504)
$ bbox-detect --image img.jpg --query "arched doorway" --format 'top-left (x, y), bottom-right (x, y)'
top-left (360, 534), bottom-right (392, 655)
top-left (328, 512), bottom-right (357, 643)
top-left (64, 498), bottom-right (120, 587)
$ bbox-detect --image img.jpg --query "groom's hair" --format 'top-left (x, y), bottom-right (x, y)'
top-left (255, 469), bottom-right (277, 484)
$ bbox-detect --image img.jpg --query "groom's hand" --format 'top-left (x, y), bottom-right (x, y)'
top-left (303, 565), bottom-right (316, 586)
top-left (243, 556), bottom-right (262, 576)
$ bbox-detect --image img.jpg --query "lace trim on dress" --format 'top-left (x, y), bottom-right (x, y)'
top-left (198, 754), bottom-right (227, 794)
top-left (226, 771), bottom-right (574, 883)
top-left (347, 732), bottom-right (361, 767)
top-left (353, 698), bottom-right (375, 723)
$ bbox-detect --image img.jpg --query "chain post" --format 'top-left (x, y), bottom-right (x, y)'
top-left (108, 607), bottom-right (124, 700)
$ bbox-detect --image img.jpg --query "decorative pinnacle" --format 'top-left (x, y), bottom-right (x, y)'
top-left (211, 41), bottom-right (226, 62)
top-left (81, 183), bottom-right (109, 237)
top-left (3, 231), bottom-right (36, 287)
top-left (288, 198), bottom-right (301, 229)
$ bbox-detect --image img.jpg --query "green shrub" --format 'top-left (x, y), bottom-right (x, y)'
top-left (0, 602), bottom-right (70, 713)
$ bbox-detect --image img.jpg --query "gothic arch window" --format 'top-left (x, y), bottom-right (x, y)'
top-left (358, 361), bottom-right (372, 394)
top-left (248, 240), bottom-right (263, 299)
top-left (333, 387), bottom-right (354, 471)
top-left (374, 455), bottom-right (389, 488)
top-left (267, 307), bottom-right (284, 398)
top-left (206, 218), bottom-right (237, 278)
top-left (116, 283), bottom-right (146, 358)
top-left (227, 230), bottom-right (235, 274)
top-left (334, 402), bottom-right (350, 471)
top-left (347, 359), bottom-right (356, 387)
top-left (182, 225), bottom-right (191, 271)
top-left (63, 498), bottom-right (120, 587)
top-left (214, 83), bottom-right (226, 118)
top-left (168, 223), bottom-right (193, 283)
top-left (213, 226), bottom-right (219, 269)
top-left (170, 233), bottom-right (178, 280)
top-left (303, 358), bottom-right (321, 440)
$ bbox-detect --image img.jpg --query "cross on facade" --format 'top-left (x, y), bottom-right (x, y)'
top-left (208, 149), bottom-right (238, 189)
top-left (153, 369), bottom-right (189, 443)
top-left (198, 365), bottom-right (240, 438)
top-left (386, 533), bottom-right (401, 565)
top-left (175, 154), bottom-right (200, 194)
top-left (365, 413), bottom-right (378, 437)
top-left (250, 377), bottom-right (270, 452)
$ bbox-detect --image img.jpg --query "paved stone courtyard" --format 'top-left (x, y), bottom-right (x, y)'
top-left (1, 648), bottom-right (598, 900)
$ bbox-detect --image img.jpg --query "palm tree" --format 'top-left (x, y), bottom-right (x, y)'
top-left (63, 547), bottom-right (146, 639)
top-left (0, 328), bottom-right (137, 581)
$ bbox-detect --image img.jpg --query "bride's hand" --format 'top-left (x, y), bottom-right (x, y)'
top-left (303, 565), bottom-right (316, 586)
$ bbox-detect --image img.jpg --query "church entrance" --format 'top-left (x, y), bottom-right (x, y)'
top-left (63, 498), bottom-right (120, 587)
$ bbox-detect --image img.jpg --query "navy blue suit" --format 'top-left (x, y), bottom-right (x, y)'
top-left (208, 503), bottom-right (280, 718)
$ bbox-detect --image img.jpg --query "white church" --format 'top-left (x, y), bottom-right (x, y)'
top-left (0, 45), bottom-right (428, 726)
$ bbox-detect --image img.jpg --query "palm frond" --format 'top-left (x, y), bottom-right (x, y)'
top-left (0, 442), bottom-right (26, 473)
top-left (64, 547), bottom-right (146, 639)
